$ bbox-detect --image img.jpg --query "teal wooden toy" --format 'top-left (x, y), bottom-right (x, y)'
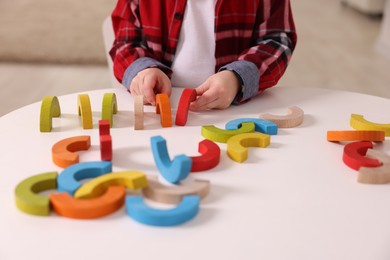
top-left (225, 118), bottom-right (278, 135)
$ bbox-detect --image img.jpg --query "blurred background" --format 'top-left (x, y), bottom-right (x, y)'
top-left (0, 0), bottom-right (389, 116)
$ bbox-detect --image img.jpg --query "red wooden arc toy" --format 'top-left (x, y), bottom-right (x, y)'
top-left (190, 139), bottom-right (221, 172)
top-left (175, 88), bottom-right (197, 126)
top-left (342, 141), bottom-right (382, 171)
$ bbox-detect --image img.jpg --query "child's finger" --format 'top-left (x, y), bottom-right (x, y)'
top-left (142, 75), bottom-right (157, 105)
top-left (189, 89), bottom-right (218, 111)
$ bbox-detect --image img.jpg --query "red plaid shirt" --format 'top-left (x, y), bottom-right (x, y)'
top-left (110, 0), bottom-right (297, 103)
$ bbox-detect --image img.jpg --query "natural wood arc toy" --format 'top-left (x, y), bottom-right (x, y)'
top-left (151, 135), bottom-right (192, 184)
top-left (74, 170), bottom-right (148, 199)
top-left (259, 106), bottom-right (304, 128)
top-left (99, 120), bottom-right (112, 161)
top-left (326, 130), bottom-right (385, 142)
top-left (101, 93), bottom-right (118, 127)
top-left (358, 150), bottom-right (390, 184)
top-left (57, 161), bottom-right (112, 195)
top-left (52, 135), bottom-right (91, 168)
top-left (14, 172), bottom-right (58, 216)
top-left (227, 132), bottom-right (271, 163)
top-left (201, 122), bottom-right (255, 143)
top-left (190, 139), bottom-right (221, 172)
top-left (78, 94), bottom-right (93, 129)
top-left (40, 96), bottom-right (61, 132)
top-left (225, 118), bottom-right (278, 135)
top-left (126, 195), bottom-right (200, 226)
top-left (142, 175), bottom-right (210, 204)
top-left (175, 88), bottom-right (197, 126)
top-left (134, 95), bottom-right (144, 130)
top-left (156, 93), bottom-right (172, 127)
top-left (342, 141), bottom-right (381, 170)
top-left (50, 185), bottom-right (126, 219)
top-left (350, 114), bottom-right (390, 136)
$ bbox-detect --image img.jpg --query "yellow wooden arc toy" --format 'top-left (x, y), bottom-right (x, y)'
top-left (40, 96), bottom-right (61, 132)
top-left (14, 172), bottom-right (58, 216)
top-left (358, 150), bottom-right (390, 184)
top-left (201, 122), bottom-right (255, 143)
top-left (77, 94), bottom-right (93, 129)
top-left (227, 132), bottom-right (270, 163)
top-left (259, 106), bottom-right (304, 128)
top-left (102, 93), bottom-right (118, 127)
top-left (134, 95), bottom-right (144, 130)
top-left (74, 170), bottom-right (148, 199)
top-left (350, 114), bottom-right (390, 136)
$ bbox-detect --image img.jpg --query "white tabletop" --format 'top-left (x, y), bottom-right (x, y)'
top-left (1, 86), bottom-right (390, 260)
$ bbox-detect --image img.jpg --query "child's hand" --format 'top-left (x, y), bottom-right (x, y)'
top-left (130, 68), bottom-right (172, 105)
top-left (189, 70), bottom-right (241, 111)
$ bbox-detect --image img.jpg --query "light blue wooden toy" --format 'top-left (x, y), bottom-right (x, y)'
top-left (225, 118), bottom-right (278, 135)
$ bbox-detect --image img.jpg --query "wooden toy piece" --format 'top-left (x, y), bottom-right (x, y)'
top-left (77, 94), bottom-right (93, 129)
top-left (225, 118), bottom-right (278, 135)
top-left (155, 93), bottom-right (172, 127)
top-left (52, 135), bottom-right (91, 168)
top-left (99, 119), bottom-right (112, 161)
top-left (151, 135), bottom-right (192, 184)
top-left (74, 170), bottom-right (148, 199)
top-left (142, 175), bottom-right (210, 204)
top-left (342, 141), bottom-right (381, 171)
top-left (14, 172), bottom-right (57, 216)
top-left (190, 139), bottom-right (221, 172)
top-left (98, 120), bottom-right (110, 136)
top-left (175, 88), bottom-right (197, 126)
top-left (40, 96), bottom-right (61, 132)
top-left (201, 122), bottom-right (255, 143)
top-left (57, 161), bottom-right (112, 195)
top-left (50, 186), bottom-right (126, 219)
top-left (326, 130), bottom-right (385, 142)
top-left (350, 114), bottom-right (390, 136)
top-left (259, 106), bottom-right (304, 128)
top-left (358, 150), bottom-right (390, 184)
top-left (227, 132), bottom-right (271, 163)
top-left (134, 95), bottom-right (144, 130)
top-left (125, 195), bottom-right (200, 226)
top-left (101, 92), bottom-right (118, 127)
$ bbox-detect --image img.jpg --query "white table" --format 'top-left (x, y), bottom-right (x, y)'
top-left (1, 86), bottom-right (390, 260)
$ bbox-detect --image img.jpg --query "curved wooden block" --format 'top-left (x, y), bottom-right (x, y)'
top-left (14, 172), bottom-right (58, 216)
top-left (225, 118), bottom-right (278, 135)
top-left (142, 175), bottom-right (210, 204)
top-left (350, 114), bottom-right (390, 136)
top-left (101, 93), bottom-right (118, 127)
top-left (57, 161), bottom-right (112, 195)
top-left (74, 170), bottom-right (148, 199)
top-left (155, 93), bottom-right (172, 127)
top-left (40, 96), bottom-right (61, 132)
top-left (201, 122), bottom-right (255, 143)
top-left (190, 139), bottom-right (220, 172)
top-left (358, 150), bottom-right (390, 184)
top-left (227, 132), bottom-right (271, 163)
top-left (175, 88), bottom-right (197, 126)
top-left (52, 135), bottom-right (91, 168)
top-left (259, 106), bottom-right (304, 128)
top-left (326, 130), bottom-right (385, 142)
top-left (50, 186), bottom-right (126, 219)
top-left (125, 195), bottom-right (200, 226)
top-left (151, 135), bottom-right (192, 184)
top-left (77, 94), bottom-right (93, 129)
top-left (342, 141), bottom-right (381, 171)
top-left (134, 95), bottom-right (144, 130)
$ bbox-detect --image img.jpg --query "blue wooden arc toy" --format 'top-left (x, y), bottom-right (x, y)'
top-left (225, 118), bottom-right (278, 135)
top-left (125, 195), bottom-right (200, 226)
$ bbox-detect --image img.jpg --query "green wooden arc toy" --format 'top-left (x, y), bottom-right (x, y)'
top-left (14, 172), bottom-right (58, 216)
top-left (101, 93), bottom-right (118, 127)
top-left (40, 96), bottom-right (61, 132)
top-left (201, 122), bottom-right (255, 143)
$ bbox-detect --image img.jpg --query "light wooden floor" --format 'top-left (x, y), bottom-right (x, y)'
top-left (1, 0), bottom-right (389, 116)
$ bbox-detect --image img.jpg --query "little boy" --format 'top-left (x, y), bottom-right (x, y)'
top-left (110, 0), bottom-right (297, 111)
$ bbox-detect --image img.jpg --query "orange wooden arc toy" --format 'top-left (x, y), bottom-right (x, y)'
top-left (52, 136), bottom-right (91, 168)
top-left (156, 93), bottom-right (172, 127)
top-left (326, 130), bottom-right (385, 142)
top-left (50, 185), bottom-right (126, 219)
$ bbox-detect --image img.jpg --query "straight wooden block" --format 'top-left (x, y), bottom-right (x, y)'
top-left (350, 114), bottom-right (390, 136)
top-left (134, 95), bottom-right (144, 130)
top-left (78, 94), bottom-right (93, 129)
top-left (259, 106), bottom-right (304, 128)
top-left (227, 132), bottom-right (270, 163)
top-left (156, 93), bottom-right (172, 127)
top-left (52, 135), bottom-right (91, 168)
top-left (40, 96), bottom-right (61, 132)
top-left (326, 130), bottom-right (385, 142)
top-left (98, 120), bottom-right (110, 136)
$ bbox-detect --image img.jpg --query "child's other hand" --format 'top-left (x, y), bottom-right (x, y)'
top-left (130, 68), bottom-right (171, 105)
top-left (189, 70), bottom-right (240, 111)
